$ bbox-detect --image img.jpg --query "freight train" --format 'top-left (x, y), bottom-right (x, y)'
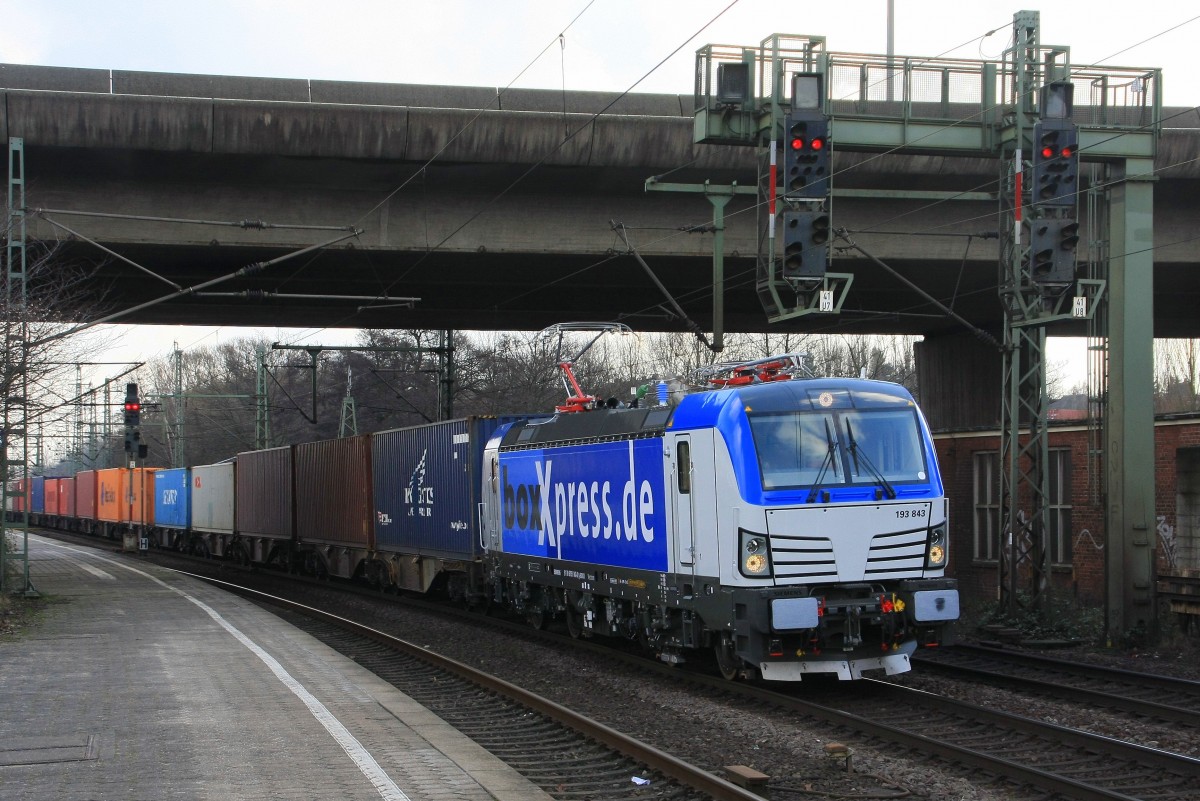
top-left (6, 358), bottom-right (958, 681)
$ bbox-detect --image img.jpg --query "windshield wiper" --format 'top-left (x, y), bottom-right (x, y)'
top-left (805, 418), bottom-right (839, 503)
top-left (844, 418), bottom-right (896, 499)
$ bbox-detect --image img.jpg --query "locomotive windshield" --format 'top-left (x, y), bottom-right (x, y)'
top-left (750, 408), bottom-right (928, 491)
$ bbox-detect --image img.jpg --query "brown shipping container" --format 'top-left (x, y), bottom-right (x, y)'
top-left (236, 446), bottom-right (293, 540)
top-left (96, 468), bottom-right (156, 524)
top-left (294, 435), bottom-right (373, 548)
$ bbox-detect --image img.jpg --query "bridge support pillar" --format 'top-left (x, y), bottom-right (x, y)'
top-left (914, 332), bottom-right (1003, 431)
top-left (1105, 157), bottom-right (1158, 644)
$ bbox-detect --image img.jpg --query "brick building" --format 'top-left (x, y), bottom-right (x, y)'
top-left (933, 414), bottom-right (1200, 619)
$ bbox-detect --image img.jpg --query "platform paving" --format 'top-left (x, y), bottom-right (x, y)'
top-left (0, 532), bottom-right (554, 801)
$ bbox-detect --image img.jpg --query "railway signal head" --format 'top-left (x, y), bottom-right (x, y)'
top-left (782, 210), bottom-right (830, 281)
top-left (1031, 123), bottom-right (1079, 209)
top-left (123, 382), bottom-right (141, 427)
top-left (1028, 218), bottom-right (1080, 284)
top-left (783, 113), bottom-right (830, 200)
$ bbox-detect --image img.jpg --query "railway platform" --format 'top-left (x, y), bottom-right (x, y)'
top-left (0, 532), bottom-right (553, 801)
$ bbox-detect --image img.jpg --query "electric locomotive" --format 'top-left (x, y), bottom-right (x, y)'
top-left (480, 356), bottom-right (958, 680)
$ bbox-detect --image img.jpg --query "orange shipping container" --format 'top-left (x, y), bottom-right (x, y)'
top-left (96, 468), bottom-right (157, 525)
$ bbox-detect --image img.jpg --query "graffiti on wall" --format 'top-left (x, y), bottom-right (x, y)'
top-left (1158, 515), bottom-right (1178, 569)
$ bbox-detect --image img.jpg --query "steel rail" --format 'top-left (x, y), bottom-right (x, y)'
top-left (914, 644), bottom-right (1200, 727)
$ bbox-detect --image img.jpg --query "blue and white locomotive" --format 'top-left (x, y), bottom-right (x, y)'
top-left (480, 358), bottom-right (958, 680)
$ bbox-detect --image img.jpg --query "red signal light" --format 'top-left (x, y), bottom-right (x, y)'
top-left (1061, 145), bottom-right (1075, 158)
top-left (1040, 146), bottom-right (1055, 159)
top-left (810, 137), bottom-right (825, 150)
top-left (790, 137), bottom-right (804, 151)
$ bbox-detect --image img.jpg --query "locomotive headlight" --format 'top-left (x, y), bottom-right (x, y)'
top-left (926, 526), bottom-right (948, 567)
top-left (739, 529), bottom-right (772, 578)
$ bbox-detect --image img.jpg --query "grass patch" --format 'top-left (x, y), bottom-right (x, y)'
top-left (0, 593), bottom-right (52, 640)
top-left (965, 591), bottom-right (1106, 643)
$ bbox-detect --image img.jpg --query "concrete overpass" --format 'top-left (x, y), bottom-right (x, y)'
top-left (2, 62), bottom-right (1198, 338)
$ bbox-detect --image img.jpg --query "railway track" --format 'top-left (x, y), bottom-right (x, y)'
top-left (45, 531), bottom-right (1200, 800)
top-left (808, 681), bottom-right (1200, 801)
top-left (199, 562), bottom-right (1200, 800)
top-left (913, 643), bottom-right (1200, 728)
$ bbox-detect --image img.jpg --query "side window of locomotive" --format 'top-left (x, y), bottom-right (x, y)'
top-left (677, 441), bottom-right (691, 494)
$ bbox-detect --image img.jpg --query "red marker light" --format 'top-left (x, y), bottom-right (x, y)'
top-left (790, 137), bottom-right (804, 151)
top-left (1041, 146), bottom-right (1055, 159)
top-left (1061, 145), bottom-right (1075, 157)
top-left (124, 402), bottom-right (140, 412)
top-left (810, 137), bottom-right (825, 150)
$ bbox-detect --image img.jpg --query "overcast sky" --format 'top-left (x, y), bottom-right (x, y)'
top-left (3, 1), bottom-right (1195, 103)
top-left (4, 1), bottom-right (1195, 390)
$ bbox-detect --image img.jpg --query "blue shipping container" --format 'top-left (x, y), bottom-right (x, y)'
top-left (373, 417), bottom-right (532, 560)
top-left (154, 468), bottom-right (192, 530)
top-left (30, 476), bottom-right (45, 515)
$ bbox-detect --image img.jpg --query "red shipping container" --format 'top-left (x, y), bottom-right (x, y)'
top-left (76, 470), bottom-right (97, 523)
top-left (20, 478), bottom-right (30, 514)
top-left (294, 435), bottom-right (373, 549)
top-left (60, 476), bottom-right (76, 519)
top-left (44, 478), bottom-right (62, 516)
top-left (11, 479), bottom-right (29, 514)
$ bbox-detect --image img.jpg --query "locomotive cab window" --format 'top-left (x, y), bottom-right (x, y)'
top-left (749, 408), bottom-right (927, 491)
top-left (753, 413), bottom-right (840, 489)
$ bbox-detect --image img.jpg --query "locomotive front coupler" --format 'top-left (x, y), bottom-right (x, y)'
top-left (842, 606), bottom-right (864, 649)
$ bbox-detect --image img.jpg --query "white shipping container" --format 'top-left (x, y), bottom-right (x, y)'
top-left (192, 461), bottom-right (236, 534)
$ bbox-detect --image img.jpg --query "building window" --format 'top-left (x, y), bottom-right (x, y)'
top-left (973, 451), bottom-right (1001, 561)
top-left (1048, 448), bottom-right (1073, 566)
top-left (973, 449), bottom-right (1072, 566)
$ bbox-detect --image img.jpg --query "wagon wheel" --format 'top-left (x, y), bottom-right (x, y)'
top-left (714, 633), bottom-right (742, 681)
top-left (526, 606), bottom-right (548, 630)
top-left (465, 595), bottom-right (491, 615)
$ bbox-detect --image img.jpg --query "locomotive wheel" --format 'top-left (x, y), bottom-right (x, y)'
top-left (564, 604), bottom-right (586, 639)
top-left (565, 610), bottom-right (582, 638)
top-left (563, 590), bottom-right (588, 639)
top-left (714, 633), bottom-right (742, 681)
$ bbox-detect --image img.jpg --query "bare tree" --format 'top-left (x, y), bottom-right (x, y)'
top-left (1155, 339), bottom-right (1200, 413)
top-left (2, 236), bottom-right (113, 474)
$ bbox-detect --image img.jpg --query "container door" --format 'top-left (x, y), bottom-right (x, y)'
top-left (672, 435), bottom-right (695, 569)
